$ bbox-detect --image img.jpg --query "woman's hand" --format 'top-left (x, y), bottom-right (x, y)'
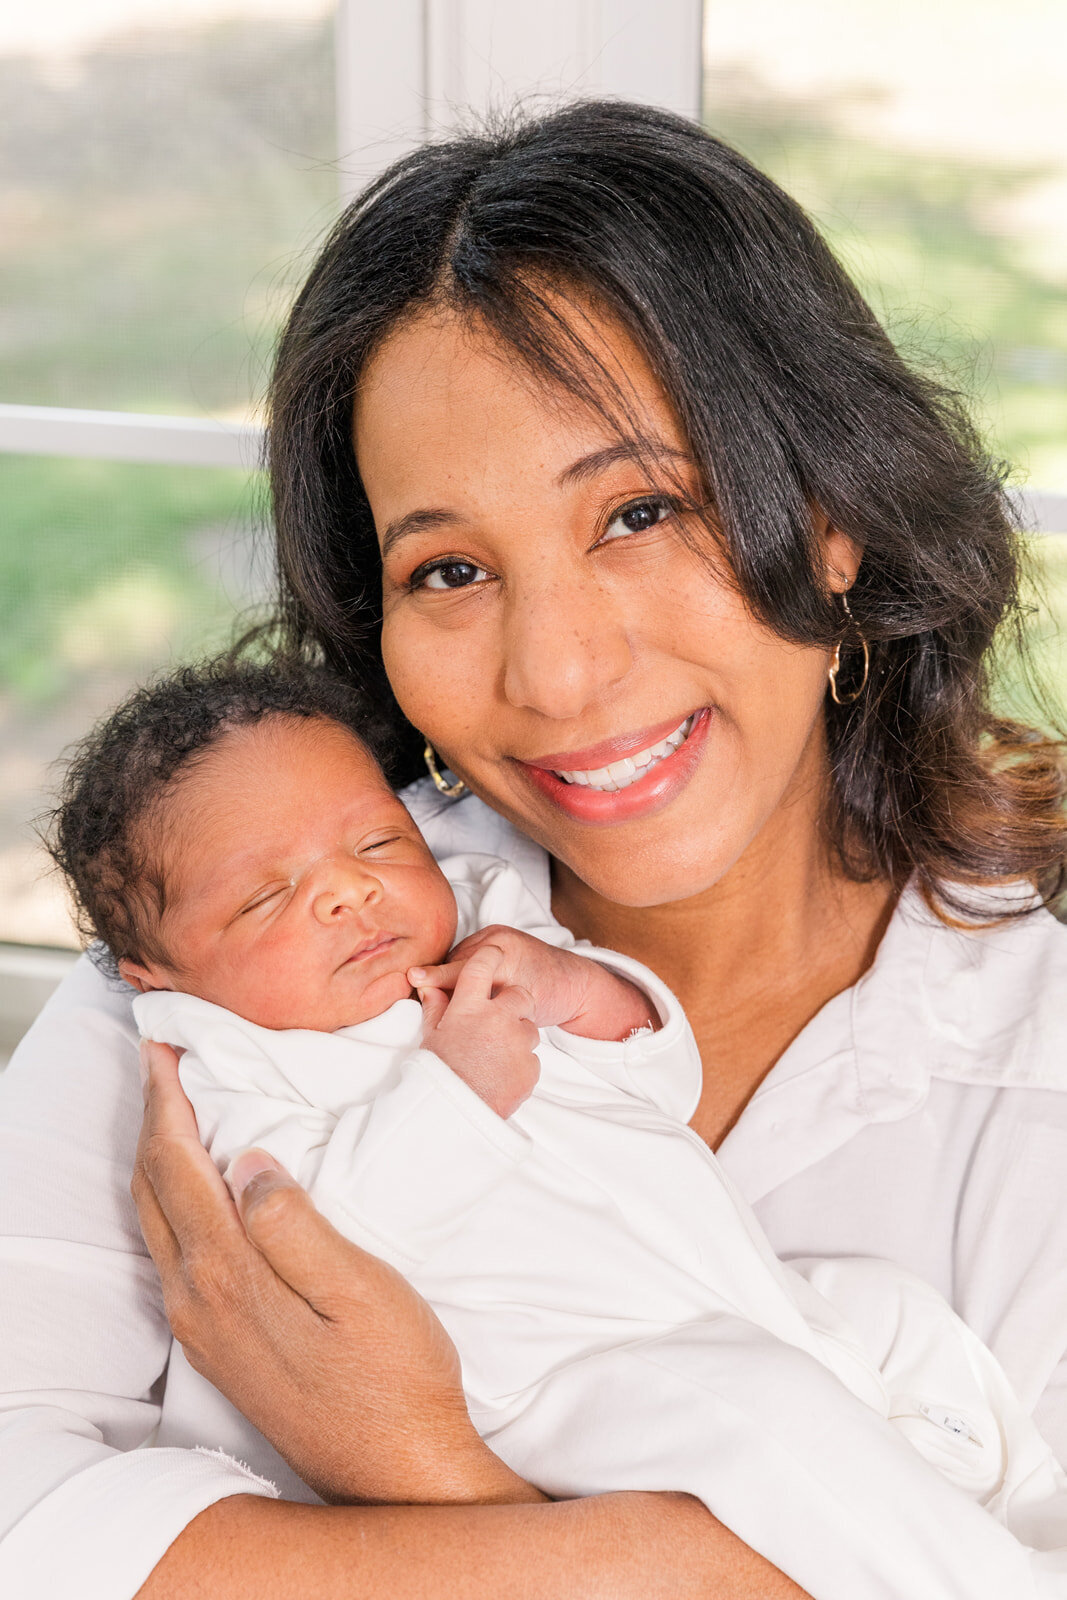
top-left (132, 1039), bottom-right (543, 1508)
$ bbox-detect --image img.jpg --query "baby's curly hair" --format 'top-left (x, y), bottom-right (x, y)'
top-left (44, 653), bottom-right (400, 980)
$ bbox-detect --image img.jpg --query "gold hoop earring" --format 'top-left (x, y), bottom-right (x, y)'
top-left (423, 744), bottom-right (467, 798)
top-left (828, 591), bottom-right (870, 706)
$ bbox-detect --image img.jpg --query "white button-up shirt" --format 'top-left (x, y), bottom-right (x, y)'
top-left (2, 781), bottom-right (1066, 1599)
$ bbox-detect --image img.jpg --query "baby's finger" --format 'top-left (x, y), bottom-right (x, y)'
top-left (417, 984), bottom-right (450, 1034)
top-left (446, 926), bottom-right (505, 962)
top-left (408, 958), bottom-right (466, 993)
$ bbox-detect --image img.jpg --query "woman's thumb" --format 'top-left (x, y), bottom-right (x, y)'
top-left (228, 1150), bottom-right (318, 1278)
top-left (227, 1147), bottom-right (376, 1305)
top-left (227, 1148), bottom-right (291, 1211)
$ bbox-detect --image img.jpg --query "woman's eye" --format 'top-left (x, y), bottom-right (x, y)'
top-left (601, 496), bottom-right (676, 543)
top-left (411, 559), bottom-right (490, 591)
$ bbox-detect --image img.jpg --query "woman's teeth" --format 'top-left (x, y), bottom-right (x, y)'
top-left (554, 716), bottom-right (695, 792)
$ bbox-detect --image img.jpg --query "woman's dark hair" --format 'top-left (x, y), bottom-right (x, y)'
top-left (44, 655), bottom-right (397, 977)
top-left (268, 98), bottom-right (1066, 917)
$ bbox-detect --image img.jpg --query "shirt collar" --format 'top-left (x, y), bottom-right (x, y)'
top-left (719, 881), bottom-right (1067, 1200)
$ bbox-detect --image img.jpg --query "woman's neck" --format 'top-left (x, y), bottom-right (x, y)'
top-left (550, 808), bottom-right (898, 1150)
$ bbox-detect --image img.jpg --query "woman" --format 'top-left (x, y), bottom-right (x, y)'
top-left (2, 101), bottom-right (1066, 1599)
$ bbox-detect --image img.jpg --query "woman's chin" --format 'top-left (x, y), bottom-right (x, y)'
top-left (551, 831), bottom-right (746, 912)
top-left (531, 790), bottom-right (752, 912)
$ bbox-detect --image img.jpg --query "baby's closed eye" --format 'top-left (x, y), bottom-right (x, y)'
top-left (236, 881), bottom-right (294, 917)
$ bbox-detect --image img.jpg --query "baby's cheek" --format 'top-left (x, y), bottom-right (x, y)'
top-left (423, 881), bottom-right (459, 962)
top-left (202, 950), bottom-right (294, 1029)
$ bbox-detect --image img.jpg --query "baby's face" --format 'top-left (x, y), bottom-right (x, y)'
top-left (122, 714), bottom-right (457, 1031)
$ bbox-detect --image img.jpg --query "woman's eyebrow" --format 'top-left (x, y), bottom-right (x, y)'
top-left (556, 441), bottom-right (692, 487)
top-left (380, 442), bottom-right (693, 556)
top-left (380, 507), bottom-right (462, 558)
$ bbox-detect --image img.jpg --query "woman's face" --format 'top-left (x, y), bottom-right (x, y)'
top-left (356, 301), bottom-right (856, 909)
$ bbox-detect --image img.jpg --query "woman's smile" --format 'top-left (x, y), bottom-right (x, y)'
top-left (517, 708), bottom-right (712, 823)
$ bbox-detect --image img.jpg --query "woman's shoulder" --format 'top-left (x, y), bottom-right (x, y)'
top-left (871, 883), bottom-right (1067, 1094)
top-left (1, 953), bottom-right (143, 1239)
top-left (11, 948), bottom-right (137, 1047)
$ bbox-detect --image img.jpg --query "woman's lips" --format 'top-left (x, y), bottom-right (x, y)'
top-left (523, 712), bottom-right (701, 775)
top-left (517, 708), bottom-right (712, 823)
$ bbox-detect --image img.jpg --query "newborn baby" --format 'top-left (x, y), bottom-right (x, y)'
top-left (49, 656), bottom-right (1067, 1600)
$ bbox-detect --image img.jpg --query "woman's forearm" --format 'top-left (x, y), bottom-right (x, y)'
top-left (130, 1065), bottom-right (807, 1599)
top-left (135, 1492), bottom-right (811, 1600)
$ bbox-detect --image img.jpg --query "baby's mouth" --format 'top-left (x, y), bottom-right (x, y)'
top-left (551, 715), bottom-right (695, 793)
top-left (343, 934), bottom-right (399, 966)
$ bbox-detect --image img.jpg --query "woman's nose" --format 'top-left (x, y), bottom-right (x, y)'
top-left (311, 857), bottom-right (382, 924)
top-left (501, 574), bottom-right (633, 719)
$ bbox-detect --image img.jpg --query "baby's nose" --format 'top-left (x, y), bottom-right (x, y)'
top-left (311, 857), bottom-right (381, 922)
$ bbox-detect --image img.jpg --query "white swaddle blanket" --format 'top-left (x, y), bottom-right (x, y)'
top-left (135, 852), bottom-right (1067, 1600)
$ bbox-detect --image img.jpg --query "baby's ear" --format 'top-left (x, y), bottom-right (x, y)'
top-left (118, 959), bottom-right (170, 994)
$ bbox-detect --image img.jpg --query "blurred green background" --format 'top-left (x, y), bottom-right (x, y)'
top-left (0, 8), bottom-right (335, 942)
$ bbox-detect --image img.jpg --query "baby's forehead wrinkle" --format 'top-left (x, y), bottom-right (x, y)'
top-left (155, 788), bottom-right (249, 921)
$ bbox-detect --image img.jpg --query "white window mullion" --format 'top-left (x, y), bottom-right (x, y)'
top-left (336, 0), bottom-right (705, 189)
top-left (335, 0), bottom-right (427, 208)
top-left (0, 403), bottom-right (264, 471)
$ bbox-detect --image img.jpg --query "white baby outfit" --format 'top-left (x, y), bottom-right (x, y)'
top-left (135, 850), bottom-right (1067, 1600)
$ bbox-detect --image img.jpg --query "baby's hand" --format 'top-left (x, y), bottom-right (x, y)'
top-left (414, 941), bottom-right (541, 1119)
top-left (412, 927), bottom-right (657, 1047)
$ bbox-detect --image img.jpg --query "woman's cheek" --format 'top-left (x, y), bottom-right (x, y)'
top-left (381, 611), bottom-right (443, 734)
top-left (725, 667), bottom-right (821, 794)
top-left (382, 611), bottom-right (483, 764)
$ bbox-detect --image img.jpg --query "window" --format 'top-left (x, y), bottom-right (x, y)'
top-left (0, 0), bottom-right (337, 962)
